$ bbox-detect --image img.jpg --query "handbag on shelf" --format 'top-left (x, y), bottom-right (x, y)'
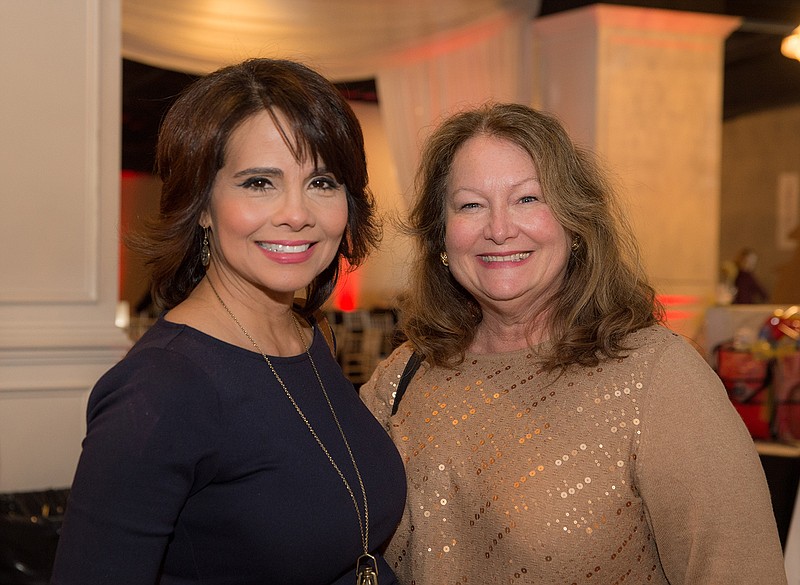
top-left (714, 342), bottom-right (773, 439)
top-left (773, 352), bottom-right (800, 441)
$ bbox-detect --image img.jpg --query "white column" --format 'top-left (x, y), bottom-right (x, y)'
top-left (533, 5), bottom-right (740, 341)
top-left (0, 0), bottom-right (128, 491)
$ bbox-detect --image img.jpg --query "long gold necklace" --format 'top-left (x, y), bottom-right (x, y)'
top-left (206, 277), bottom-right (379, 585)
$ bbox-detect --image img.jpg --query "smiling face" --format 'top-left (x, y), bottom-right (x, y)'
top-left (201, 109), bottom-right (348, 302)
top-left (444, 134), bottom-right (571, 320)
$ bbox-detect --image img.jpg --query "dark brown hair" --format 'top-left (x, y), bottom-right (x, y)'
top-left (400, 103), bottom-right (662, 370)
top-left (130, 58), bottom-right (380, 315)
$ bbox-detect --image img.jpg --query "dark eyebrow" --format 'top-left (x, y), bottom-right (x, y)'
top-left (231, 166), bottom-right (334, 180)
top-left (232, 167), bottom-right (282, 178)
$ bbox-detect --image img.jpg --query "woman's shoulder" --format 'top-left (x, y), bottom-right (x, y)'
top-left (620, 324), bottom-right (725, 405)
top-left (90, 318), bottom-right (225, 412)
top-left (577, 325), bottom-right (719, 403)
top-left (372, 342), bottom-right (418, 379)
top-left (128, 314), bottom-right (241, 362)
top-left (623, 324), bottom-right (705, 364)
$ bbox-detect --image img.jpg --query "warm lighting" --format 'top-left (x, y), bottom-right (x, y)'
top-left (781, 25), bottom-right (800, 61)
top-left (115, 300), bottom-right (131, 330)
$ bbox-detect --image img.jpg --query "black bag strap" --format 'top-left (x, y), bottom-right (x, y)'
top-left (392, 351), bottom-right (423, 415)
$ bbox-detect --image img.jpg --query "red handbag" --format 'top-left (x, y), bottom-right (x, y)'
top-left (715, 342), bottom-right (773, 439)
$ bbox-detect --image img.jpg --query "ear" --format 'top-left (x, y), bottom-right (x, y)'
top-left (199, 210), bottom-right (211, 229)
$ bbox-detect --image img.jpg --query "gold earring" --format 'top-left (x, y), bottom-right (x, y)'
top-left (571, 237), bottom-right (580, 252)
top-left (201, 226), bottom-right (211, 267)
top-left (440, 252), bottom-right (449, 267)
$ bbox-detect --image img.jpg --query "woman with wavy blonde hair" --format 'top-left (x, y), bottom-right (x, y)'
top-left (361, 103), bottom-right (786, 584)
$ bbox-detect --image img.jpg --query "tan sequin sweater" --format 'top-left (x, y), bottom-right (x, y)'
top-left (360, 325), bottom-right (787, 585)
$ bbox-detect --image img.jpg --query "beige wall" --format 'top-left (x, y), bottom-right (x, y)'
top-left (0, 0), bottom-right (127, 491)
top-left (721, 104), bottom-right (800, 303)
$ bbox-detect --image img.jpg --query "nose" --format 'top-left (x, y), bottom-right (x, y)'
top-left (273, 189), bottom-right (314, 230)
top-left (484, 207), bottom-right (516, 244)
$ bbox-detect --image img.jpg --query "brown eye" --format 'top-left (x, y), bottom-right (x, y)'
top-left (240, 177), bottom-right (273, 190)
top-left (309, 177), bottom-right (340, 191)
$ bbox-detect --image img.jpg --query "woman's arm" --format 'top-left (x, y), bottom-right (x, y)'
top-left (635, 334), bottom-right (786, 584)
top-left (51, 349), bottom-right (220, 585)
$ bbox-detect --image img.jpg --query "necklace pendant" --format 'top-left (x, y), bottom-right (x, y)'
top-left (356, 553), bottom-right (379, 585)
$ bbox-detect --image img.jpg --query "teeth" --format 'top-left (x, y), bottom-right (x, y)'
top-left (258, 242), bottom-right (311, 253)
top-left (480, 252), bottom-right (531, 263)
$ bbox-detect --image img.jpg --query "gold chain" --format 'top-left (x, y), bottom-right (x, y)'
top-left (206, 277), bottom-right (370, 556)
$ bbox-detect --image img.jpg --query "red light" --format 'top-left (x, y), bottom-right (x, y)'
top-left (332, 259), bottom-right (360, 311)
top-left (657, 294), bottom-right (700, 306)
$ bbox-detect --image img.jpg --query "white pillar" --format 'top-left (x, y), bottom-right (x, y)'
top-left (534, 5), bottom-right (740, 341)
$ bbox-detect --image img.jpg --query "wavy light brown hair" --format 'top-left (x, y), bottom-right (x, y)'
top-left (400, 103), bottom-right (662, 371)
top-left (129, 58), bottom-right (381, 316)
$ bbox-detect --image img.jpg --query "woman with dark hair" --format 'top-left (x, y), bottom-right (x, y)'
top-left (361, 103), bottom-right (786, 584)
top-left (52, 58), bottom-right (405, 585)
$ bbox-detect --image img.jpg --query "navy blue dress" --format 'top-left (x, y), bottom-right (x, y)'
top-left (51, 316), bottom-right (406, 584)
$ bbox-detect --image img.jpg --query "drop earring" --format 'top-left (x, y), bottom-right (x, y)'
top-left (571, 237), bottom-right (580, 252)
top-left (201, 226), bottom-right (211, 267)
top-left (440, 252), bottom-right (449, 267)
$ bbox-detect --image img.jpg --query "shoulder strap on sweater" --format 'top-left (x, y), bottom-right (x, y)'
top-left (392, 350), bottom-right (423, 416)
